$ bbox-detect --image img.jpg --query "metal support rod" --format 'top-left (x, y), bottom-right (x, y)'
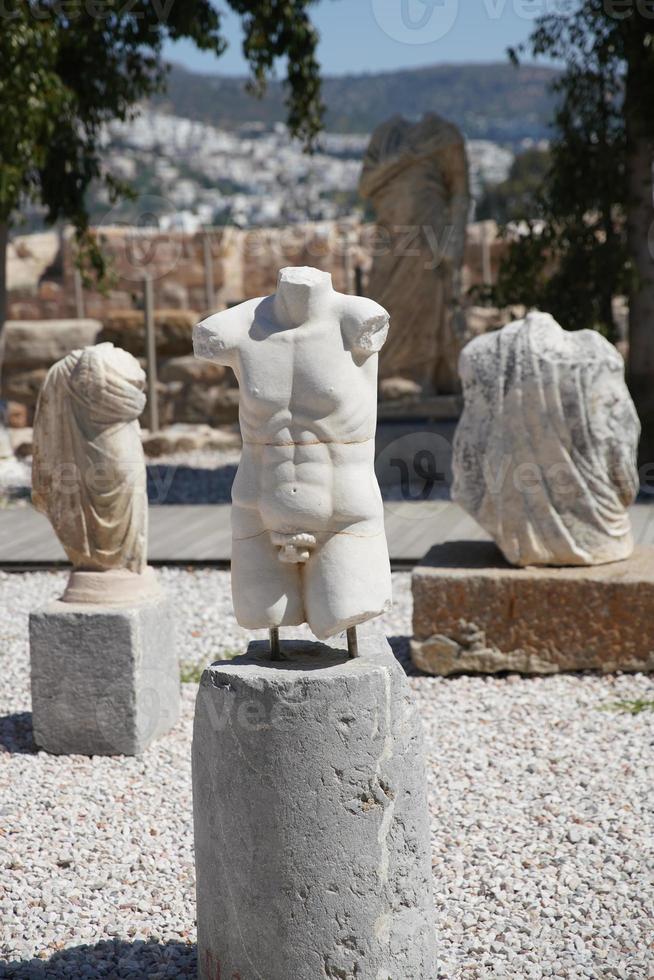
top-left (203, 231), bottom-right (215, 313)
top-left (270, 627), bottom-right (282, 661)
top-left (342, 227), bottom-right (353, 295)
top-left (481, 221), bottom-right (492, 288)
top-left (347, 626), bottom-right (359, 659)
top-left (73, 268), bottom-right (85, 319)
top-left (354, 265), bottom-right (364, 297)
top-left (144, 275), bottom-right (159, 433)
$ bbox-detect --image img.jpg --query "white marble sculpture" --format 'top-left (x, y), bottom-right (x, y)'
top-left (194, 266), bottom-right (392, 640)
top-left (32, 343), bottom-right (158, 602)
top-left (452, 312), bottom-right (640, 567)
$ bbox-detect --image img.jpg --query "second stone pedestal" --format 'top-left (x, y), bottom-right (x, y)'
top-left (192, 627), bottom-right (435, 980)
top-left (30, 593), bottom-right (180, 755)
top-left (412, 541), bottom-right (654, 675)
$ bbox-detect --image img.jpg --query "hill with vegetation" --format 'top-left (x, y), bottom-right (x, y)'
top-left (155, 62), bottom-right (558, 144)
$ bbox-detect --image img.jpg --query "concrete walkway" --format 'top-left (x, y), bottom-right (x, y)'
top-left (2, 501), bottom-right (654, 565)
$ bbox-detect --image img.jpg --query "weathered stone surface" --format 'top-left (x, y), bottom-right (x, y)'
top-left (61, 567), bottom-right (161, 605)
top-left (30, 595), bottom-right (180, 755)
top-left (7, 231), bottom-right (60, 292)
top-left (378, 375), bottom-right (422, 402)
top-left (464, 303), bottom-right (526, 339)
top-left (98, 309), bottom-right (197, 359)
top-left (359, 113), bottom-right (470, 393)
top-left (7, 402), bottom-right (31, 428)
top-left (3, 368), bottom-right (48, 404)
top-left (159, 280), bottom-right (190, 309)
top-left (159, 355), bottom-right (226, 385)
top-left (3, 319), bottom-right (102, 371)
top-left (452, 312), bottom-right (640, 567)
top-left (167, 382), bottom-right (240, 426)
top-left (141, 423), bottom-right (240, 457)
top-left (9, 427), bottom-right (33, 458)
top-left (411, 541), bottom-right (654, 675)
top-left (192, 626), bottom-right (435, 979)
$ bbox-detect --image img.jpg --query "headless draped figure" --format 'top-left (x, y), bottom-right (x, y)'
top-left (32, 343), bottom-right (148, 574)
top-left (194, 266), bottom-right (392, 640)
top-left (452, 312), bottom-right (641, 567)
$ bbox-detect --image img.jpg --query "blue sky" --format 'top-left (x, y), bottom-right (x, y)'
top-left (165, 1), bottom-right (549, 77)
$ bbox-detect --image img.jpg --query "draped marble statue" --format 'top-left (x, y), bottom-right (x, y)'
top-left (33, 343), bottom-right (157, 601)
top-left (194, 266), bottom-right (392, 643)
top-left (359, 112), bottom-right (470, 394)
top-left (452, 312), bottom-right (641, 567)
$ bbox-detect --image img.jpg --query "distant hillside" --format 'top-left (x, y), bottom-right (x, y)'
top-left (155, 62), bottom-right (558, 145)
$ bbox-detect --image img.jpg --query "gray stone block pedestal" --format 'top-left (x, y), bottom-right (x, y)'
top-left (192, 626), bottom-right (435, 980)
top-left (30, 595), bottom-right (180, 755)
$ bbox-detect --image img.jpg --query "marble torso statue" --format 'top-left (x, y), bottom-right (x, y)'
top-left (359, 112), bottom-right (470, 394)
top-left (194, 266), bottom-right (392, 639)
top-left (33, 343), bottom-right (149, 576)
top-left (452, 312), bottom-right (641, 567)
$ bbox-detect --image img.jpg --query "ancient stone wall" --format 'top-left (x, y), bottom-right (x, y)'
top-left (7, 220), bottom-right (508, 321)
top-left (3, 221), bottom-right (510, 428)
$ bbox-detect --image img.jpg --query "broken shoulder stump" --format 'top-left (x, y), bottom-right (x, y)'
top-left (412, 541), bottom-right (654, 675)
top-left (30, 591), bottom-right (180, 755)
top-left (192, 627), bottom-right (435, 979)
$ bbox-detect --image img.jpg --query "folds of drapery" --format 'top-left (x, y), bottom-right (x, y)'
top-left (32, 344), bottom-right (148, 572)
top-left (453, 314), bottom-right (640, 567)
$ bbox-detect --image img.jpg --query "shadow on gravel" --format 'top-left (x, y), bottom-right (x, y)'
top-left (0, 939), bottom-right (197, 978)
top-left (387, 635), bottom-right (418, 675)
top-left (0, 711), bottom-right (37, 754)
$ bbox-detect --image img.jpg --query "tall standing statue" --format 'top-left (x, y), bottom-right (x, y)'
top-left (194, 266), bottom-right (392, 647)
top-left (359, 112), bottom-right (470, 394)
top-left (32, 342), bottom-right (157, 601)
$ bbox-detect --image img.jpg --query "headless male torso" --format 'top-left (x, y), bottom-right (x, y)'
top-left (193, 267), bottom-right (392, 640)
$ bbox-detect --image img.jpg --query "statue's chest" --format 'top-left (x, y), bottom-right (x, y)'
top-left (238, 320), bottom-right (350, 409)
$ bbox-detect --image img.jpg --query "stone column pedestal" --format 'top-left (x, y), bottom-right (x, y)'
top-left (192, 627), bottom-right (435, 980)
top-left (30, 593), bottom-right (180, 755)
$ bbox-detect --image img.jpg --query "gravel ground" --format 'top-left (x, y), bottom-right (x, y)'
top-left (1, 569), bottom-right (653, 978)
